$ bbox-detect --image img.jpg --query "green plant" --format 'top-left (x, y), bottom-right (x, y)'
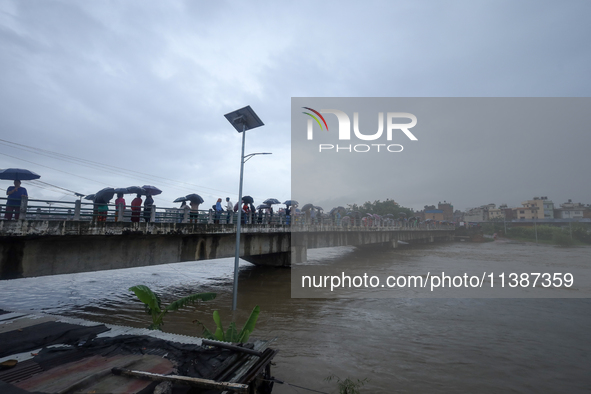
top-left (197, 305), bottom-right (260, 343)
top-left (129, 285), bottom-right (216, 330)
top-left (325, 375), bottom-right (369, 394)
top-left (553, 232), bottom-right (574, 246)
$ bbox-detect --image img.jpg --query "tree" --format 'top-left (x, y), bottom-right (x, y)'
top-left (129, 285), bottom-right (216, 330)
top-left (347, 198), bottom-right (413, 217)
top-left (197, 305), bottom-right (260, 343)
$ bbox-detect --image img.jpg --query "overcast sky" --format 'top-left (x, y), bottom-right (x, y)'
top-left (1, 1), bottom-right (590, 212)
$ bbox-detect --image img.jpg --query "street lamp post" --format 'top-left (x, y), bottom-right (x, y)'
top-left (224, 106), bottom-right (265, 311)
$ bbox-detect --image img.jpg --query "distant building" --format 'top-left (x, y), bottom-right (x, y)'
top-left (503, 206), bottom-right (515, 221)
top-left (424, 209), bottom-right (444, 221)
top-left (488, 204), bottom-right (505, 220)
top-left (517, 197), bottom-right (554, 220)
top-left (513, 206), bottom-right (537, 220)
top-left (554, 199), bottom-right (585, 219)
top-left (464, 204), bottom-right (495, 222)
top-left (438, 201), bottom-right (454, 221)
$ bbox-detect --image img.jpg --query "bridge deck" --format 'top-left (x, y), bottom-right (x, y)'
top-left (0, 220), bottom-right (455, 279)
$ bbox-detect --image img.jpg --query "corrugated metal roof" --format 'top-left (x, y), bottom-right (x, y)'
top-left (0, 311), bottom-right (276, 393)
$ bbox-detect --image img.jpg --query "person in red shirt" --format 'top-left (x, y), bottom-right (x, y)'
top-left (242, 203), bottom-right (250, 224)
top-left (130, 194), bottom-right (142, 223)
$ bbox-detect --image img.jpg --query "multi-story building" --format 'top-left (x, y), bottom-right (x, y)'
top-left (437, 202), bottom-right (454, 221)
top-left (503, 206), bottom-right (515, 221)
top-left (517, 197), bottom-right (554, 220)
top-left (554, 200), bottom-right (585, 219)
top-left (464, 204), bottom-right (495, 222)
top-left (488, 204), bottom-right (506, 220)
top-left (424, 209), bottom-right (444, 221)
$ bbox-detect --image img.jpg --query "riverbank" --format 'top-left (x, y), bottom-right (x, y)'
top-left (478, 223), bottom-right (590, 246)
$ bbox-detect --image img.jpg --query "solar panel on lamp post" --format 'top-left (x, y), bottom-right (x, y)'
top-left (224, 106), bottom-right (265, 311)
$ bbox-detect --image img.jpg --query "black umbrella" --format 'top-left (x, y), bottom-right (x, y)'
top-left (283, 200), bottom-right (299, 206)
top-left (114, 188), bottom-right (128, 194)
top-left (94, 187), bottom-right (115, 204)
top-left (314, 206), bottom-right (324, 211)
top-left (263, 198), bottom-right (281, 205)
top-left (186, 194), bottom-right (204, 204)
top-left (301, 203), bottom-right (314, 211)
top-left (174, 197), bottom-right (188, 203)
top-left (84, 194), bottom-right (95, 201)
top-left (0, 168), bottom-right (41, 181)
top-left (126, 186), bottom-right (146, 195)
top-left (142, 185), bottom-right (162, 195)
top-left (257, 204), bottom-right (271, 210)
top-left (242, 195), bottom-right (254, 204)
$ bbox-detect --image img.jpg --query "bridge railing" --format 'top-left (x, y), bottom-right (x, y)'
top-left (0, 197), bottom-right (455, 230)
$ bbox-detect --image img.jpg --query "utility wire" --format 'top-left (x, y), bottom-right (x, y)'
top-left (0, 139), bottom-right (237, 196)
top-left (0, 139), bottom-right (280, 204)
top-left (0, 152), bottom-right (107, 185)
top-left (30, 179), bottom-right (84, 196)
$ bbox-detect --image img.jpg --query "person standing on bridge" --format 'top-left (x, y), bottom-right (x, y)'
top-left (131, 194), bottom-right (142, 223)
top-left (5, 180), bottom-right (28, 220)
top-left (214, 198), bottom-right (223, 224)
top-left (114, 193), bottom-right (126, 222)
top-left (242, 202), bottom-right (249, 225)
top-left (190, 200), bottom-right (200, 223)
top-left (225, 197), bottom-right (233, 224)
top-left (143, 193), bottom-right (154, 223)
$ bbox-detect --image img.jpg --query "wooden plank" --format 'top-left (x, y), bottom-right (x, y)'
top-left (112, 367), bottom-right (249, 393)
top-left (202, 339), bottom-right (263, 357)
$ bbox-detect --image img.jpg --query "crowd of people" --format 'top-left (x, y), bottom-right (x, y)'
top-left (3, 180), bottom-right (453, 229)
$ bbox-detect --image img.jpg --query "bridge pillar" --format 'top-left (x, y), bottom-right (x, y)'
top-left (117, 202), bottom-right (124, 222)
top-left (19, 196), bottom-right (28, 221)
top-left (150, 206), bottom-right (156, 222)
top-left (291, 245), bottom-right (307, 265)
top-left (73, 200), bottom-right (81, 221)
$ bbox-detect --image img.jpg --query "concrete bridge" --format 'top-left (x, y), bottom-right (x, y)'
top-left (0, 220), bottom-right (455, 280)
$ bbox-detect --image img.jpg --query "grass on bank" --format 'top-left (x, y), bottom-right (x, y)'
top-left (480, 223), bottom-right (590, 246)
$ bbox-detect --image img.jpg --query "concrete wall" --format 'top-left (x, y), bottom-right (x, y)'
top-left (0, 230), bottom-right (290, 279)
top-left (0, 220), bottom-right (454, 279)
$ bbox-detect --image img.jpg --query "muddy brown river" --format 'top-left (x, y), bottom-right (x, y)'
top-left (1, 241), bottom-right (589, 393)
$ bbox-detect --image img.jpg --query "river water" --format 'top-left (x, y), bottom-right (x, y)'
top-left (0, 241), bottom-right (590, 393)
